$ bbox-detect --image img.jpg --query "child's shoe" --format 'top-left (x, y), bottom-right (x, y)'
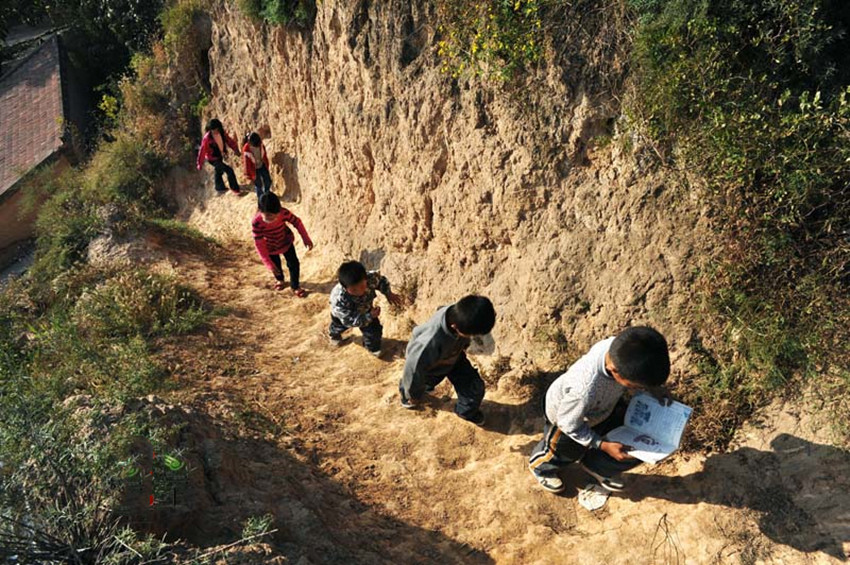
top-left (329, 334), bottom-right (346, 347)
top-left (580, 463), bottom-right (626, 492)
top-left (529, 467), bottom-right (565, 494)
top-left (368, 348), bottom-right (381, 358)
top-left (400, 392), bottom-right (417, 409)
top-left (461, 410), bottom-right (485, 426)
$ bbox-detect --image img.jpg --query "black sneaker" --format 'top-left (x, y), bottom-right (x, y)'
top-left (461, 410), bottom-right (485, 426)
top-left (400, 395), bottom-right (417, 409)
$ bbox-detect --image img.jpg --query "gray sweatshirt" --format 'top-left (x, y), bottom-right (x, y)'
top-left (545, 337), bottom-right (624, 449)
top-left (401, 306), bottom-right (470, 398)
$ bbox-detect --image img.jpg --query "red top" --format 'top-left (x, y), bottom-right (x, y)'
top-left (242, 141), bottom-right (270, 181)
top-left (196, 130), bottom-right (239, 170)
top-left (252, 209), bottom-right (312, 272)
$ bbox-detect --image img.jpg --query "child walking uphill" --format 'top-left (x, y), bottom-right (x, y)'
top-left (252, 193), bottom-right (313, 297)
top-left (329, 261), bottom-right (403, 357)
top-left (197, 118), bottom-right (241, 194)
top-left (528, 326), bottom-right (670, 494)
top-left (243, 132), bottom-right (272, 200)
top-left (399, 296), bottom-right (496, 426)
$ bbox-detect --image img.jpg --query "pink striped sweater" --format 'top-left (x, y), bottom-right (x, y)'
top-left (251, 209), bottom-right (312, 272)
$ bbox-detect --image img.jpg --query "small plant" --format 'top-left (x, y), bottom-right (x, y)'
top-left (237, 0), bottom-right (316, 27)
top-left (242, 513), bottom-right (274, 539)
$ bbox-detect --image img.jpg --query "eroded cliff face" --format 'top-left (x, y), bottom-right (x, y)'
top-left (183, 0), bottom-right (712, 374)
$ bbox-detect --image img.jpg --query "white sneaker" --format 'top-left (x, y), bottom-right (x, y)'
top-left (529, 467), bottom-right (565, 494)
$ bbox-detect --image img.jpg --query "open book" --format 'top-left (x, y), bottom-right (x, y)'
top-left (604, 393), bottom-right (692, 464)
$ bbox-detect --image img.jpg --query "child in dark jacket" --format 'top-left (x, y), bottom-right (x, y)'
top-left (252, 193), bottom-right (313, 297)
top-left (329, 261), bottom-right (403, 357)
top-left (399, 295), bottom-right (496, 426)
top-left (197, 118), bottom-right (241, 194)
top-left (243, 132), bottom-right (272, 200)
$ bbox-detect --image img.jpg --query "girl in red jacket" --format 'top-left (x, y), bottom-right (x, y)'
top-left (253, 192), bottom-right (313, 297)
top-left (196, 118), bottom-right (241, 194)
top-left (243, 132), bottom-right (272, 200)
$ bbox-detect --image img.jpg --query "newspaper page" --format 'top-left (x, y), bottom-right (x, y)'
top-left (604, 393), bottom-right (692, 464)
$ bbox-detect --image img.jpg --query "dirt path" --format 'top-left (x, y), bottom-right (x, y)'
top-left (162, 232), bottom-right (848, 565)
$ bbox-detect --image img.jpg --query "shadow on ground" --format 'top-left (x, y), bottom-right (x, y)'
top-left (121, 408), bottom-right (494, 564)
top-left (623, 434), bottom-right (850, 561)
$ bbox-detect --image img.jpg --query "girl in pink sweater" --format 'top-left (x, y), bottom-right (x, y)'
top-left (252, 192), bottom-right (313, 297)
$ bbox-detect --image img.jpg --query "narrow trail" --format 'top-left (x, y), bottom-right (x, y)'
top-left (165, 235), bottom-right (847, 565)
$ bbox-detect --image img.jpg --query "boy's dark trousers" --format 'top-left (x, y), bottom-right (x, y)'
top-left (329, 316), bottom-right (382, 352)
top-left (401, 354), bottom-right (485, 420)
top-left (269, 247), bottom-right (300, 290)
top-left (253, 167), bottom-right (272, 199)
top-left (528, 402), bottom-right (642, 479)
top-left (211, 160), bottom-right (239, 192)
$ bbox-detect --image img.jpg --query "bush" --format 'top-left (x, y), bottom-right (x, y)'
top-left (628, 0), bottom-right (850, 445)
top-left (73, 270), bottom-right (208, 339)
top-left (435, 0), bottom-right (548, 80)
top-left (236, 0), bottom-right (316, 28)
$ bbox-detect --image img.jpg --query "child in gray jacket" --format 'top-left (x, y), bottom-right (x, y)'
top-left (399, 295), bottom-right (496, 425)
top-left (529, 326), bottom-right (670, 494)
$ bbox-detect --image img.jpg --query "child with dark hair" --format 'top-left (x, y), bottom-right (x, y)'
top-left (197, 118), bottom-right (241, 194)
top-left (329, 261), bottom-right (403, 356)
top-left (243, 132), bottom-right (272, 200)
top-left (252, 192), bottom-right (313, 297)
top-left (399, 295), bottom-right (497, 425)
top-left (528, 326), bottom-right (671, 494)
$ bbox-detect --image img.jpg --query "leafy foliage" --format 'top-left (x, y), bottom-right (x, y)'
top-left (236, 0), bottom-right (316, 27)
top-left (628, 0), bottom-right (850, 445)
top-left (435, 0), bottom-right (547, 80)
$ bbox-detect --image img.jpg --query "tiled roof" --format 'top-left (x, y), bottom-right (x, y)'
top-left (0, 35), bottom-right (66, 197)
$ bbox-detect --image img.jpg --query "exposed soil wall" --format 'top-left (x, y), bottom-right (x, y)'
top-left (181, 0), bottom-right (712, 377)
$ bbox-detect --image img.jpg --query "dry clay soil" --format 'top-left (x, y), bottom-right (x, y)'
top-left (138, 191), bottom-right (850, 565)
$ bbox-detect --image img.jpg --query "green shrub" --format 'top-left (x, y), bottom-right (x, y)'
top-left (160, 0), bottom-right (205, 54)
top-left (83, 134), bottom-right (168, 206)
top-left (629, 0), bottom-right (850, 444)
top-left (73, 270), bottom-right (209, 338)
top-left (435, 0), bottom-right (548, 80)
top-left (237, 0), bottom-right (315, 27)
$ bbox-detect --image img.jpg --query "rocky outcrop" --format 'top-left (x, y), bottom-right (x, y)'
top-left (185, 0), bottom-right (713, 374)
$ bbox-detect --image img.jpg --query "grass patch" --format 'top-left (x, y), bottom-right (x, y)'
top-left (0, 262), bottom-right (209, 560)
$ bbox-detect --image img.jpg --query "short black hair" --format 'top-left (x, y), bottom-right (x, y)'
top-left (248, 132), bottom-right (261, 146)
top-left (448, 295), bottom-right (496, 336)
top-left (338, 261), bottom-right (367, 288)
top-left (205, 118), bottom-right (223, 133)
top-left (609, 326), bottom-right (670, 387)
top-left (258, 192), bottom-right (281, 214)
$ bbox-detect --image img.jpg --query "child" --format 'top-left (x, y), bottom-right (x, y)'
top-left (197, 118), bottom-right (241, 194)
top-left (399, 295), bottom-right (496, 426)
top-left (243, 132), bottom-right (272, 200)
top-left (528, 326), bottom-right (670, 494)
top-left (329, 261), bottom-right (403, 356)
top-left (252, 193), bottom-right (313, 297)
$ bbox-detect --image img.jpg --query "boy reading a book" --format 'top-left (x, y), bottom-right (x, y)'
top-left (528, 326), bottom-right (670, 494)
